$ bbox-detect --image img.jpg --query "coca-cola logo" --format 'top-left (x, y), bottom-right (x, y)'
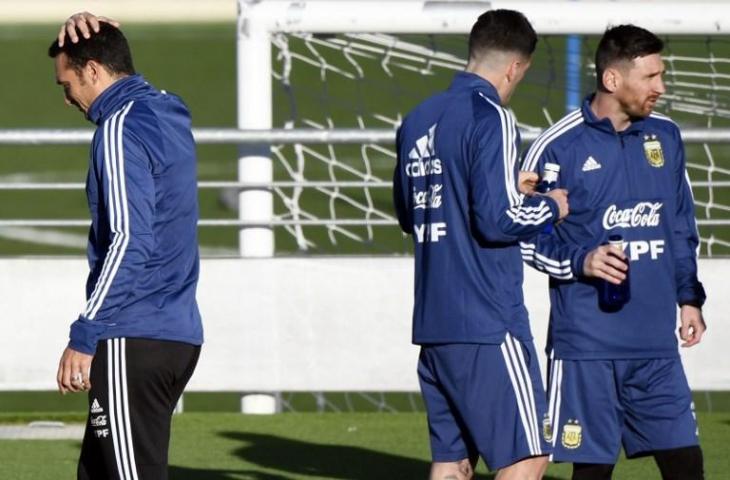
top-left (602, 202), bottom-right (663, 230)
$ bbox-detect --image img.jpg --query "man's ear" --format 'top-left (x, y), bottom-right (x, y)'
top-left (602, 67), bottom-right (621, 93)
top-left (505, 58), bottom-right (521, 84)
top-left (83, 60), bottom-right (103, 84)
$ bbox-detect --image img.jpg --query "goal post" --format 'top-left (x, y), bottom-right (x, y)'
top-left (238, 1), bottom-right (730, 35)
top-left (237, 7), bottom-right (275, 257)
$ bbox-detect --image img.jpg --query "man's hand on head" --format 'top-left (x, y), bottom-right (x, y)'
top-left (58, 12), bottom-right (120, 47)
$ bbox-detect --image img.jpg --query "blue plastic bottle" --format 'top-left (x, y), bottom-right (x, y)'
top-left (599, 234), bottom-right (631, 309)
top-left (537, 163), bottom-right (560, 233)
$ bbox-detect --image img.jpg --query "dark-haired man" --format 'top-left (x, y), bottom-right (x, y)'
top-left (522, 25), bottom-right (706, 479)
top-left (51, 16), bottom-right (203, 480)
top-left (393, 9), bottom-right (569, 480)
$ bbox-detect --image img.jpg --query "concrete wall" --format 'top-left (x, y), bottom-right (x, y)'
top-left (0, 258), bottom-right (730, 391)
top-left (0, 257), bottom-right (727, 391)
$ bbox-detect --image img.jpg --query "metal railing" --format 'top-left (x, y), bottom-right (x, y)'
top-left (1, 127), bottom-right (730, 229)
top-left (3, 127), bottom-right (730, 145)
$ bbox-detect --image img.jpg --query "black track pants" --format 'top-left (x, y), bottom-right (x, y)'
top-left (77, 338), bottom-right (200, 480)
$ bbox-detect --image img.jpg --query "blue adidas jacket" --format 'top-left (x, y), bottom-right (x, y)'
top-left (521, 96), bottom-right (705, 360)
top-left (393, 72), bottom-right (559, 345)
top-left (68, 75), bottom-right (203, 355)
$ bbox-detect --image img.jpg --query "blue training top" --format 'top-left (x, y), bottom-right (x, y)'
top-left (68, 74), bottom-right (204, 355)
top-left (521, 95), bottom-right (706, 360)
top-left (393, 72), bottom-right (559, 345)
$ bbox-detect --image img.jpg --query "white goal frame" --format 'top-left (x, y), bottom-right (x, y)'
top-left (236, 0), bottom-right (730, 257)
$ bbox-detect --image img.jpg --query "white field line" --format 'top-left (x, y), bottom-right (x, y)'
top-left (1, 172), bottom-right (238, 255)
top-left (0, 423), bottom-right (84, 440)
top-left (0, 227), bottom-right (237, 256)
top-left (0, 227), bottom-right (87, 249)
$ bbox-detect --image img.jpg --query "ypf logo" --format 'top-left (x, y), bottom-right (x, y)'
top-left (406, 123), bottom-right (442, 177)
top-left (602, 202), bottom-right (662, 230)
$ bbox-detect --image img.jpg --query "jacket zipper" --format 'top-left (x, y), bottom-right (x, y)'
top-left (618, 132), bottom-right (634, 199)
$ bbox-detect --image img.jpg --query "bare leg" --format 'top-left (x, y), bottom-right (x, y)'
top-left (495, 455), bottom-right (549, 480)
top-left (430, 458), bottom-right (475, 480)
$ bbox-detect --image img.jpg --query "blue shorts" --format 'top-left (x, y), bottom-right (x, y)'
top-left (546, 356), bottom-right (699, 464)
top-left (418, 334), bottom-right (551, 470)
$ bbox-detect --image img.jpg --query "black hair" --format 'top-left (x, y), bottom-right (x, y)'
top-left (468, 9), bottom-right (538, 60)
top-left (595, 24), bottom-right (664, 90)
top-left (48, 22), bottom-right (135, 76)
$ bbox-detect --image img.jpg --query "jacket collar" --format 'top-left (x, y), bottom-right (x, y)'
top-left (581, 94), bottom-right (647, 136)
top-left (87, 74), bottom-right (148, 125)
top-left (449, 71), bottom-right (501, 105)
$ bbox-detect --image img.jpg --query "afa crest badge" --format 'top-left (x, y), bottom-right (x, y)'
top-left (643, 134), bottom-right (664, 168)
top-left (561, 419), bottom-right (582, 449)
top-left (542, 414), bottom-right (553, 443)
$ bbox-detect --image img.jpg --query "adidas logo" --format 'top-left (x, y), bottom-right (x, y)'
top-left (408, 123), bottom-right (437, 160)
top-left (582, 156), bottom-right (602, 172)
top-left (91, 398), bottom-right (103, 414)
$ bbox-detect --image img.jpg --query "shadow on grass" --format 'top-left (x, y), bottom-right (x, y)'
top-left (170, 466), bottom-right (292, 479)
top-left (171, 431), bottom-right (564, 479)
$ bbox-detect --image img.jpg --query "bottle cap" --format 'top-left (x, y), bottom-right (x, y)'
top-left (542, 163), bottom-right (560, 184)
top-left (608, 234), bottom-right (624, 247)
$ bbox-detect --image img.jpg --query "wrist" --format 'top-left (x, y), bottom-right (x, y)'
top-left (571, 248), bottom-right (589, 277)
top-left (679, 300), bottom-right (702, 310)
top-left (541, 195), bottom-right (560, 223)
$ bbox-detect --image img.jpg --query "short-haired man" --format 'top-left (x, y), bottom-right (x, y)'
top-left (51, 16), bottom-right (203, 480)
top-left (393, 9), bottom-right (569, 480)
top-left (522, 25), bottom-right (706, 479)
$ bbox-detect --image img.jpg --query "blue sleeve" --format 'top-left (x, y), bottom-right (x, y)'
top-left (393, 125), bottom-right (413, 234)
top-left (520, 233), bottom-right (587, 280)
top-left (469, 109), bottom-right (558, 243)
top-left (69, 108), bottom-right (155, 354)
top-left (671, 129), bottom-right (706, 307)
top-left (519, 145), bottom-right (587, 279)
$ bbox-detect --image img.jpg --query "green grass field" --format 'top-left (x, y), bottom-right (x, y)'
top-left (1, 25), bottom-right (729, 255)
top-left (1, 392), bottom-right (729, 478)
top-left (1, 412), bottom-right (729, 479)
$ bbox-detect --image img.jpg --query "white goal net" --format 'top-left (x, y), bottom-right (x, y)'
top-left (240, 1), bottom-right (730, 256)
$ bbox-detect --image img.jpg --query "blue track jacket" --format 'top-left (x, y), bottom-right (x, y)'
top-left (68, 75), bottom-right (203, 355)
top-left (521, 96), bottom-right (706, 359)
top-left (393, 72), bottom-right (559, 345)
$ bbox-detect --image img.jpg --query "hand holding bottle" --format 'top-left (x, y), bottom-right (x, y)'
top-left (536, 163), bottom-right (569, 228)
top-left (584, 236), bottom-right (631, 308)
top-left (582, 240), bottom-right (628, 285)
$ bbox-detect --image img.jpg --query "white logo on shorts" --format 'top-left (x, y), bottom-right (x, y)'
top-left (90, 415), bottom-right (107, 427)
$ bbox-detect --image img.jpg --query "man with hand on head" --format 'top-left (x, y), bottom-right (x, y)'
top-left (52, 12), bottom-right (203, 480)
top-left (522, 24), bottom-right (706, 480)
top-left (394, 9), bottom-right (569, 480)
